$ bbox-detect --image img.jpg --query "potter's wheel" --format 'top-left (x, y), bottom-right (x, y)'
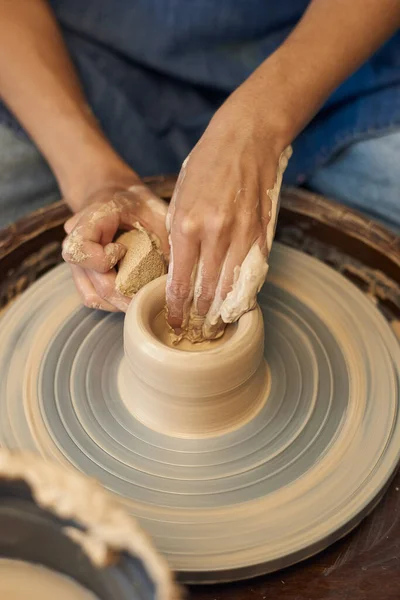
top-left (0, 243), bottom-right (399, 583)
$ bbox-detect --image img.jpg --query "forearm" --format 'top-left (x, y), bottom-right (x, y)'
top-left (232, 0), bottom-right (400, 146)
top-left (0, 0), bottom-right (136, 211)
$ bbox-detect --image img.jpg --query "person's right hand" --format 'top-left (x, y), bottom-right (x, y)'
top-left (62, 180), bottom-right (169, 312)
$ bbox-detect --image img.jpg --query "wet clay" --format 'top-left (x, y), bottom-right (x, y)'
top-left (151, 310), bottom-right (237, 352)
top-left (217, 147), bottom-right (292, 326)
top-left (0, 559), bottom-right (98, 600)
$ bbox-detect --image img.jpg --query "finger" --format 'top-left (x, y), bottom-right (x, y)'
top-left (167, 158), bottom-right (188, 234)
top-left (203, 240), bottom-right (252, 336)
top-left (62, 228), bottom-right (126, 272)
top-left (185, 237), bottom-right (229, 340)
top-left (194, 240), bottom-right (230, 317)
top-left (86, 269), bottom-right (131, 312)
top-left (219, 240), bottom-right (268, 324)
top-left (62, 198), bottom-right (124, 267)
top-left (64, 213), bottom-right (80, 235)
top-left (69, 265), bottom-right (119, 312)
top-left (119, 189), bottom-right (170, 257)
top-left (66, 194), bottom-right (125, 243)
top-left (166, 228), bottom-right (200, 332)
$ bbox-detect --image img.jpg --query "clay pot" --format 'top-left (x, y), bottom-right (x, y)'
top-left (0, 452), bottom-right (169, 600)
top-left (121, 275), bottom-right (268, 437)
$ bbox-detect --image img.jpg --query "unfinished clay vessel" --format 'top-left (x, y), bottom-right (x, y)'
top-left (120, 275), bottom-right (268, 437)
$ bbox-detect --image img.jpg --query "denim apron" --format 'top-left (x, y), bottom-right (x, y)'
top-left (1, 0), bottom-right (399, 184)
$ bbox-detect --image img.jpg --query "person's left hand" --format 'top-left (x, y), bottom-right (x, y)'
top-left (166, 89), bottom-right (291, 342)
top-left (62, 181), bottom-right (169, 312)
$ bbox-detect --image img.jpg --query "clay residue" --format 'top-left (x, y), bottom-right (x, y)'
top-left (278, 229), bottom-right (400, 323)
top-left (104, 243), bottom-right (121, 264)
top-left (88, 199), bottom-right (122, 226)
top-left (219, 244), bottom-right (269, 323)
top-left (218, 146), bottom-right (291, 325)
top-left (62, 228), bottom-right (90, 264)
top-left (152, 309), bottom-right (236, 351)
top-left (0, 451), bottom-right (181, 600)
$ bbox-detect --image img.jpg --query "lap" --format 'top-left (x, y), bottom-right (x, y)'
top-left (307, 130), bottom-right (400, 232)
top-left (0, 125), bottom-right (59, 229)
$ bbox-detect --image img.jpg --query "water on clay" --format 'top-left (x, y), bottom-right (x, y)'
top-left (0, 559), bottom-right (98, 599)
top-left (151, 310), bottom-right (237, 352)
top-left (0, 243), bottom-right (399, 582)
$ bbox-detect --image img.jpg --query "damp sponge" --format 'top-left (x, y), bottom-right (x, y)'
top-left (115, 228), bottom-right (166, 297)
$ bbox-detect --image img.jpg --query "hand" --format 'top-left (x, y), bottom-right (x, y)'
top-left (62, 179), bottom-right (169, 312)
top-left (166, 90), bottom-right (291, 341)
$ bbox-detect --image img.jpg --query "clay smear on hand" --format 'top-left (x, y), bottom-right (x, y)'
top-left (62, 227), bottom-right (91, 264)
top-left (218, 146), bottom-right (292, 325)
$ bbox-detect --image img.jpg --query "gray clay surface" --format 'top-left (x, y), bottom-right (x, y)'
top-left (0, 244), bottom-right (399, 582)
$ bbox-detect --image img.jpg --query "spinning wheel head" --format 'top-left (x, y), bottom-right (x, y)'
top-left (0, 243), bottom-right (399, 583)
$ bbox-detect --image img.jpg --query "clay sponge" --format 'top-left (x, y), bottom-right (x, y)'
top-left (115, 228), bottom-right (166, 297)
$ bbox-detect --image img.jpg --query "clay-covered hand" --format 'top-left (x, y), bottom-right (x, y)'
top-left (166, 98), bottom-right (291, 341)
top-left (62, 181), bottom-right (169, 312)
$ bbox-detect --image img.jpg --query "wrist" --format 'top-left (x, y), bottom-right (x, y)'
top-left (217, 67), bottom-right (299, 162)
top-left (65, 168), bottom-right (141, 213)
top-left (56, 134), bottom-right (140, 212)
top-left (213, 85), bottom-right (293, 163)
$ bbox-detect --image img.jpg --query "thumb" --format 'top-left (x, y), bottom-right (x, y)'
top-left (104, 242), bottom-right (127, 269)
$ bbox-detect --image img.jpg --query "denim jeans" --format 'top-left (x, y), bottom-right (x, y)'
top-left (0, 125), bottom-right (59, 227)
top-left (0, 123), bottom-right (399, 232)
top-left (307, 131), bottom-right (400, 232)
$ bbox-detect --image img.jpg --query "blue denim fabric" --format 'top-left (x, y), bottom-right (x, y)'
top-left (0, 0), bottom-right (399, 182)
top-left (0, 125), bottom-right (59, 227)
top-left (308, 131), bottom-right (400, 232)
